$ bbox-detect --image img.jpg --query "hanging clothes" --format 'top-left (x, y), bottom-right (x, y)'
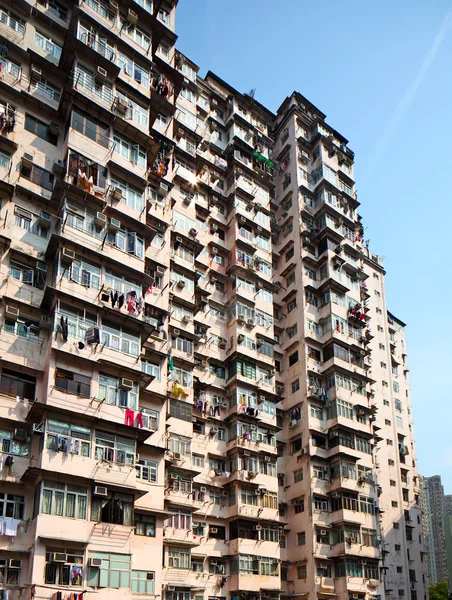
top-left (118, 293), bottom-right (125, 309)
top-left (125, 409), bottom-right (135, 426)
top-left (136, 412), bottom-right (144, 428)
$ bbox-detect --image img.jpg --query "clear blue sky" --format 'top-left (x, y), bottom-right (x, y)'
top-left (176, 1), bottom-right (452, 490)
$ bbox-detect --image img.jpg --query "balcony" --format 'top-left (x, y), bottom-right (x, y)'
top-left (31, 0), bottom-right (69, 27)
top-left (0, 328), bottom-right (48, 372)
top-left (78, 0), bottom-right (119, 31)
top-left (228, 574), bottom-right (280, 593)
top-left (0, 12), bottom-right (26, 51)
top-left (163, 527), bottom-right (200, 547)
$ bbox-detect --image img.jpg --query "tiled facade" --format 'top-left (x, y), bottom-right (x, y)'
top-left (0, 2), bottom-right (427, 600)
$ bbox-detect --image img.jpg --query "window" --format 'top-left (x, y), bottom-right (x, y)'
top-left (289, 351), bottom-right (299, 367)
top-left (31, 76), bottom-right (61, 102)
top-left (131, 570), bottom-right (154, 594)
top-left (34, 29), bottom-right (62, 60)
top-left (4, 315), bottom-right (40, 340)
top-left (14, 205), bottom-right (49, 238)
top-left (25, 113), bottom-right (58, 144)
top-left (116, 52), bottom-right (150, 88)
top-left (392, 501), bottom-right (398, 507)
top-left (297, 564), bottom-right (307, 579)
top-left (291, 379), bottom-right (300, 393)
top-left (285, 247), bottom-right (294, 261)
top-left (94, 430), bottom-right (136, 465)
top-left (287, 298), bottom-right (297, 313)
top-left (169, 399), bottom-right (192, 422)
top-left (111, 176), bottom-right (144, 211)
top-left (40, 481), bottom-right (88, 519)
top-left (71, 109), bottom-right (109, 148)
top-left (136, 459), bottom-right (157, 483)
top-left (0, 428), bottom-right (30, 457)
top-left (98, 375), bottom-right (138, 409)
top-left (0, 369), bottom-right (35, 400)
top-left (91, 490), bottom-right (134, 525)
top-left (45, 419), bottom-right (91, 457)
top-left (87, 552), bottom-right (131, 588)
top-left (55, 369), bottom-right (91, 398)
top-left (0, 493), bottom-right (24, 519)
top-left (10, 261), bottom-right (44, 289)
top-left (294, 468), bottom-right (303, 483)
top-left (287, 324), bottom-right (298, 338)
top-left (167, 547), bottom-right (190, 569)
top-left (113, 133), bottom-right (146, 169)
top-left (297, 531), bottom-right (306, 545)
top-left (0, 558), bottom-right (21, 585)
top-left (45, 548), bottom-right (84, 586)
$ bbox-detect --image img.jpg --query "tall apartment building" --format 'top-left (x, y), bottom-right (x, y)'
top-left (421, 475), bottom-right (449, 587)
top-left (0, 1), bottom-right (427, 600)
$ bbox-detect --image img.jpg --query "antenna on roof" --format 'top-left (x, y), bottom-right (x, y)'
top-left (248, 89), bottom-right (256, 99)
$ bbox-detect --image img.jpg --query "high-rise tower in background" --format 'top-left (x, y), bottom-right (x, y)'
top-left (0, 1), bottom-right (427, 600)
top-left (421, 475), bottom-right (450, 588)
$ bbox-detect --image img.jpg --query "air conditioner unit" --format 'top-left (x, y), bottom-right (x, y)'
top-left (156, 266), bottom-right (166, 275)
top-left (182, 315), bottom-right (191, 323)
top-left (172, 452), bottom-right (181, 459)
top-left (5, 306), bottom-right (19, 319)
top-left (210, 195), bottom-right (218, 205)
top-left (200, 487), bottom-right (207, 493)
top-left (240, 216), bottom-right (246, 223)
top-left (126, 8), bottom-right (138, 23)
top-left (53, 159), bottom-right (65, 175)
top-left (211, 247), bottom-right (218, 255)
top-left (189, 227), bottom-right (197, 237)
top-left (13, 428), bottom-right (27, 441)
top-left (219, 339), bottom-right (227, 349)
top-left (9, 560), bottom-right (22, 568)
top-left (93, 486), bottom-right (108, 497)
top-left (109, 0), bottom-right (118, 9)
top-left (115, 97), bottom-right (129, 115)
top-left (210, 527), bottom-right (218, 534)
top-left (88, 558), bottom-right (102, 568)
top-left (118, 378), bottom-right (134, 390)
top-left (259, 395), bottom-right (265, 403)
top-left (62, 248), bottom-right (75, 261)
top-left (110, 187), bottom-right (123, 203)
top-left (173, 329), bottom-right (181, 337)
top-left (319, 563), bottom-right (328, 570)
top-left (246, 318), bottom-right (254, 326)
top-left (169, 473), bottom-right (178, 480)
top-left (320, 529), bottom-right (327, 536)
top-left (96, 66), bottom-right (107, 82)
top-left (255, 525), bottom-right (262, 531)
top-left (31, 65), bottom-right (42, 81)
top-left (22, 153), bottom-right (34, 170)
top-left (40, 315), bottom-right (51, 328)
top-left (264, 456), bottom-right (271, 462)
top-left (109, 218), bottom-right (121, 231)
top-left (210, 223), bottom-right (218, 232)
top-left (38, 211), bottom-right (51, 228)
top-left (211, 426), bottom-right (219, 433)
top-left (330, 431), bottom-right (339, 437)
top-left (51, 553), bottom-right (68, 563)
top-left (167, 586), bottom-right (176, 592)
top-left (211, 99), bottom-right (218, 107)
top-left (91, 212), bottom-right (106, 227)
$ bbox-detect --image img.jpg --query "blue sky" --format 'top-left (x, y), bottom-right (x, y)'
top-left (176, 1), bottom-right (452, 490)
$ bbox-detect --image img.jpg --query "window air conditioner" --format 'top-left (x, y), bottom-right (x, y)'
top-left (9, 560), bottom-right (22, 568)
top-left (156, 266), bottom-right (166, 275)
top-left (5, 306), bottom-right (19, 319)
top-left (53, 159), bottom-right (65, 175)
top-left (13, 429), bottom-right (27, 441)
top-left (210, 223), bottom-right (218, 232)
top-left (93, 486), bottom-right (108, 497)
top-left (176, 280), bottom-right (185, 289)
top-left (210, 527), bottom-right (218, 533)
top-left (51, 553), bottom-right (68, 563)
top-left (39, 211), bottom-right (51, 228)
top-left (200, 487), bottom-right (207, 493)
top-left (127, 8), bottom-right (138, 23)
top-left (264, 456), bottom-right (271, 462)
top-left (211, 247), bottom-right (218, 255)
top-left (115, 97), bottom-right (129, 115)
top-left (210, 195), bottom-right (218, 205)
top-left (88, 558), bottom-right (102, 568)
top-left (189, 227), bottom-right (197, 237)
top-left (94, 212), bottom-right (107, 226)
top-left (173, 328), bottom-right (181, 337)
top-left (120, 378), bottom-right (134, 390)
top-left (254, 525), bottom-right (262, 531)
top-left (22, 153), bottom-right (34, 170)
top-left (40, 315), bottom-right (51, 328)
top-left (96, 67), bottom-right (107, 82)
top-left (111, 187), bottom-right (123, 201)
top-left (320, 529), bottom-right (327, 536)
top-left (109, 218), bottom-right (121, 231)
top-left (62, 248), bottom-right (75, 261)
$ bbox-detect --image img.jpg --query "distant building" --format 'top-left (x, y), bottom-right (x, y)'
top-left (421, 475), bottom-right (449, 585)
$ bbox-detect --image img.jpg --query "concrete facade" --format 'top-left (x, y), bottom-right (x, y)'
top-left (0, 2), bottom-right (427, 600)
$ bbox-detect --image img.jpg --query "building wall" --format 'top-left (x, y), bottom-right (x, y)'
top-left (0, 2), bottom-right (426, 600)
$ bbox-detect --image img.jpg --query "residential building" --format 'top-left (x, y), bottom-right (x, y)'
top-left (0, 1), bottom-right (426, 600)
top-left (421, 475), bottom-right (449, 587)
